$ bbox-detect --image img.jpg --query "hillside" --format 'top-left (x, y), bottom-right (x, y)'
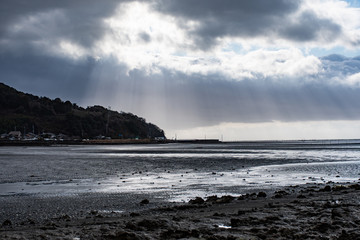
top-left (0, 83), bottom-right (165, 139)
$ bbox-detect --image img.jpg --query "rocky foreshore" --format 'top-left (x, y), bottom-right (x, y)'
top-left (1, 182), bottom-right (360, 239)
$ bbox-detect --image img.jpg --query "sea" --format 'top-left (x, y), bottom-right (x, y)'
top-left (1, 139), bottom-right (360, 202)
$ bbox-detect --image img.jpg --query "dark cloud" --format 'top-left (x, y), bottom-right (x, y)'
top-left (0, 0), bottom-right (125, 50)
top-left (0, 0), bottom-right (359, 133)
top-left (0, 49), bottom-right (96, 103)
top-left (0, 0), bottom-right (131, 103)
top-left (281, 11), bottom-right (342, 42)
top-left (153, 0), bottom-right (342, 49)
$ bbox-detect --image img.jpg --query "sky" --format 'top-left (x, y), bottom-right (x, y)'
top-left (1, 0), bottom-right (360, 141)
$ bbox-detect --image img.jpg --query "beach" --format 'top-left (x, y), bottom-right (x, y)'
top-left (1, 182), bottom-right (360, 239)
top-left (3, 0), bottom-right (360, 238)
top-left (1, 142), bottom-right (360, 239)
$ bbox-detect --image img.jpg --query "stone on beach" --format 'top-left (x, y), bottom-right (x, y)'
top-left (2, 183), bottom-right (360, 240)
top-left (189, 197), bottom-right (205, 204)
top-left (257, 192), bottom-right (267, 198)
top-left (140, 199), bottom-right (150, 205)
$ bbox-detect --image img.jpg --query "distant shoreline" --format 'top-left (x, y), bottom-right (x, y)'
top-left (0, 139), bottom-right (221, 146)
top-left (1, 138), bottom-right (360, 147)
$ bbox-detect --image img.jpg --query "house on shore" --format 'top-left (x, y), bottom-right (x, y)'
top-left (8, 131), bottom-right (22, 140)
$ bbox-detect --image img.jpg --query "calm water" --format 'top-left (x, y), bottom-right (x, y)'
top-left (1, 140), bottom-right (360, 201)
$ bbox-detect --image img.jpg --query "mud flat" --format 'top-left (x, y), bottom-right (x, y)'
top-left (1, 182), bottom-right (360, 240)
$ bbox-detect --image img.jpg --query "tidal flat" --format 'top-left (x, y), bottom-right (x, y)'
top-left (1, 141), bottom-right (360, 239)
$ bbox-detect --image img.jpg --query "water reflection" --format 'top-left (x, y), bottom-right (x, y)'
top-left (0, 141), bottom-right (360, 202)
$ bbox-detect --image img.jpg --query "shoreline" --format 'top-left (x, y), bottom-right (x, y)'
top-left (1, 138), bottom-right (360, 147)
top-left (0, 139), bottom-right (222, 146)
top-left (1, 182), bottom-right (360, 239)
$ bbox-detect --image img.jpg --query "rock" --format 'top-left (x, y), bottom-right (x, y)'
top-left (257, 192), bottom-right (267, 198)
top-left (189, 197), bottom-right (205, 204)
top-left (60, 214), bottom-right (71, 221)
top-left (267, 227), bottom-right (278, 234)
top-left (323, 200), bottom-right (340, 208)
top-left (279, 227), bottom-right (297, 236)
top-left (331, 209), bottom-right (342, 219)
top-left (337, 230), bottom-right (350, 240)
top-left (130, 212), bottom-right (140, 217)
top-left (266, 215), bottom-right (281, 221)
top-left (44, 221), bottom-right (57, 227)
top-left (336, 230), bottom-right (360, 240)
top-left (39, 226), bottom-right (57, 230)
top-left (333, 185), bottom-right (347, 191)
top-left (267, 203), bottom-right (275, 208)
top-left (108, 230), bottom-right (142, 240)
top-left (26, 218), bottom-right (35, 225)
top-left (238, 195), bottom-right (245, 200)
top-left (206, 195), bottom-right (219, 202)
top-left (160, 229), bottom-right (199, 239)
top-left (216, 195), bottom-right (235, 204)
top-left (313, 222), bottom-right (332, 233)
top-left (230, 218), bottom-right (242, 227)
top-left (137, 219), bottom-right (167, 231)
top-left (256, 233), bottom-right (267, 239)
top-left (349, 184), bottom-right (360, 190)
top-left (297, 194), bottom-right (306, 199)
top-left (237, 210), bottom-right (246, 215)
top-left (274, 190), bottom-right (288, 196)
top-left (213, 212), bottom-right (225, 217)
top-left (125, 221), bottom-right (141, 231)
top-left (2, 219), bottom-right (12, 226)
top-left (90, 210), bottom-right (98, 215)
top-left (100, 226), bottom-right (110, 233)
top-left (140, 199), bottom-right (149, 204)
top-left (321, 185), bottom-right (332, 192)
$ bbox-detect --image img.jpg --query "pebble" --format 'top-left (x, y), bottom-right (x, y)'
top-left (2, 220), bottom-right (12, 226)
top-left (140, 199), bottom-right (149, 204)
top-left (189, 197), bottom-right (205, 204)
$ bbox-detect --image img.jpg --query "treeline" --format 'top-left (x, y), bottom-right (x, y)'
top-left (0, 83), bottom-right (165, 139)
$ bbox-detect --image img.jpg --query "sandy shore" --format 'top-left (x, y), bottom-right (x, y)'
top-left (1, 182), bottom-right (360, 239)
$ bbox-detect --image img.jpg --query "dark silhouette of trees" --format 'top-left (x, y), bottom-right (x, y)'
top-left (0, 83), bottom-right (165, 139)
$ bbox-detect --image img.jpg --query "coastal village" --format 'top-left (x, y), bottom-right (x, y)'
top-left (1, 131), bottom-right (72, 141)
top-left (0, 131), bottom-right (166, 144)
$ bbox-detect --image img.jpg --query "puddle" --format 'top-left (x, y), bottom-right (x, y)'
top-left (218, 224), bottom-right (232, 229)
top-left (98, 210), bottom-right (124, 214)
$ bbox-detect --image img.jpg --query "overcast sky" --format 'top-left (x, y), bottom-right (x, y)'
top-left (1, 0), bottom-right (360, 140)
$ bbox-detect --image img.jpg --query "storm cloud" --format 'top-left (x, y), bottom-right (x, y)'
top-left (0, 49), bottom-right (96, 103)
top-left (1, 0), bottom-right (360, 139)
top-left (0, 0), bottom-right (124, 53)
top-left (153, 0), bottom-right (344, 49)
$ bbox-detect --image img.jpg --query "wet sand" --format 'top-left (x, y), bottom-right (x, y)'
top-left (1, 182), bottom-right (360, 240)
top-left (1, 143), bottom-right (360, 239)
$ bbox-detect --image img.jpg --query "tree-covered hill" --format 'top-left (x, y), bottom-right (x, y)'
top-left (0, 83), bottom-right (165, 139)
